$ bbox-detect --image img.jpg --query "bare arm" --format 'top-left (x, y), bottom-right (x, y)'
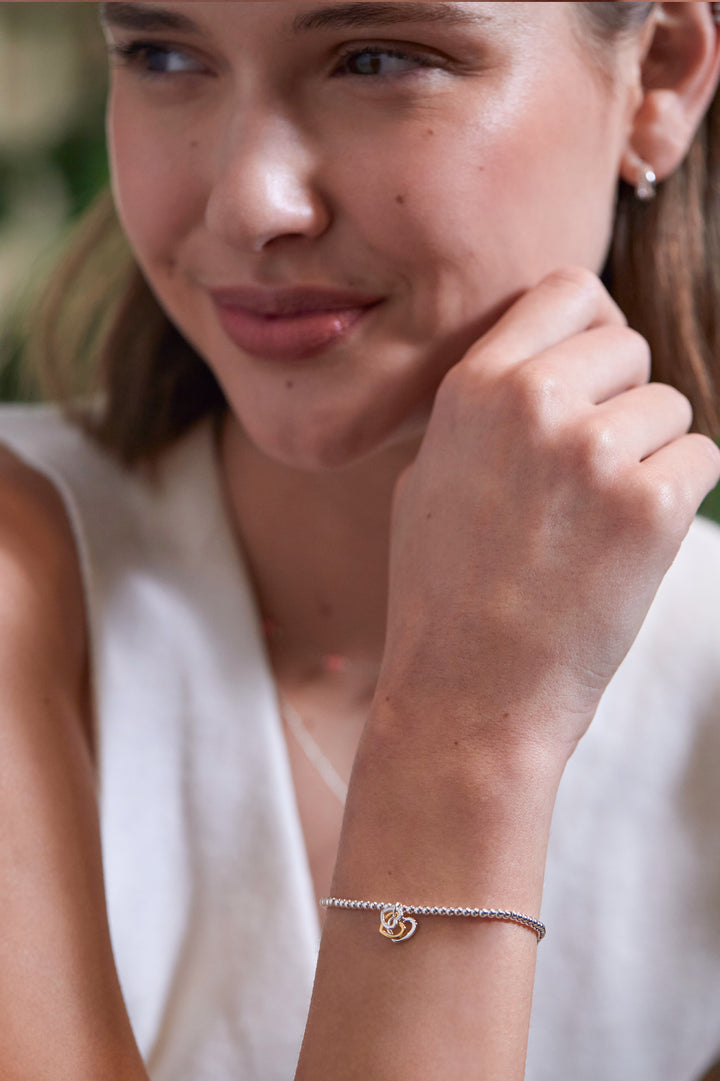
top-left (295, 270), bottom-right (720, 1080)
top-left (0, 450), bottom-right (148, 1081)
top-left (299, 737), bottom-right (557, 1081)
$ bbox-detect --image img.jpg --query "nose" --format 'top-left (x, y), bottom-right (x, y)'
top-left (204, 110), bottom-right (331, 253)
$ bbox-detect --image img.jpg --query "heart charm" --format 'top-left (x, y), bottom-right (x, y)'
top-left (379, 903), bottom-right (418, 942)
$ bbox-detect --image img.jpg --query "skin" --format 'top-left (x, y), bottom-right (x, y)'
top-left (107, 2), bottom-right (635, 471)
top-left (1, 3), bottom-right (720, 1079)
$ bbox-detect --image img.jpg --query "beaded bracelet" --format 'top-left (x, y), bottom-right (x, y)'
top-left (320, 897), bottom-right (546, 943)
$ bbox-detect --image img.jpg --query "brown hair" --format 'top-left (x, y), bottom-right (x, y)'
top-left (22, 193), bottom-right (226, 466)
top-left (23, 1), bottom-right (720, 467)
top-left (580, 1), bottom-right (720, 438)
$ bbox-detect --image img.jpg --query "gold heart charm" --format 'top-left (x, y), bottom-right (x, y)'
top-left (379, 903), bottom-right (417, 942)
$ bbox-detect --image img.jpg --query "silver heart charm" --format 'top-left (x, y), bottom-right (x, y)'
top-left (379, 903), bottom-right (417, 942)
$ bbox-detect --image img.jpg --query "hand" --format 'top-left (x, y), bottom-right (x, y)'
top-left (377, 268), bottom-right (720, 769)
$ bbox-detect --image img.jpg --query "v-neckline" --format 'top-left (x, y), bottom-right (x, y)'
top-left (204, 414), bottom-right (323, 946)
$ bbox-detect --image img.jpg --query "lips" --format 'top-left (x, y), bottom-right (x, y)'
top-left (209, 286), bottom-right (383, 361)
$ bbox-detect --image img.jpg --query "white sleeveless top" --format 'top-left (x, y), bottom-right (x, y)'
top-left (1, 403), bottom-right (720, 1081)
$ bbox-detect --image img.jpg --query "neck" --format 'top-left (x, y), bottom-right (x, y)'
top-left (218, 414), bottom-right (415, 691)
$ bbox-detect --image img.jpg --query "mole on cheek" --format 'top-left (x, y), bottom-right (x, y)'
top-left (425, 129), bottom-right (435, 136)
top-left (395, 194), bottom-right (406, 205)
top-left (285, 379), bottom-right (294, 389)
top-left (190, 140), bottom-right (199, 149)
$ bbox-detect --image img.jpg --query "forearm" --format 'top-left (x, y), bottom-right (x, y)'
top-left (0, 680), bottom-right (150, 1081)
top-left (295, 712), bottom-right (563, 1081)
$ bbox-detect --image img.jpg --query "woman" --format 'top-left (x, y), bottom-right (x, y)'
top-left (1, 2), bottom-right (720, 1078)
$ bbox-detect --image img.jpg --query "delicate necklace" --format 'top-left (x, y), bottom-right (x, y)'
top-left (278, 695), bottom-right (348, 805)
top-left (263, 616), bottom-right (378, 807)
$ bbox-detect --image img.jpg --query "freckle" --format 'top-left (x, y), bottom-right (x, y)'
top-left (426, 511), bottom-right (433, 520)
top-left (395, 194), bottom-right (405, 205)
top-left (190, 140), bottom-right (198, 148)
top-left (425, 128), bottom-right (435, 136)
top-left (285, 379), bottom-right (294, 389)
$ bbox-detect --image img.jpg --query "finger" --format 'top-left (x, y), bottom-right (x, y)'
top-left (466, 267), bottom-right (627, 376)
top-left (528, 325), bottom-right (651, 405)
top-left (639, 433), bottom-right (720, 524)
top-left (593, 383), bottom-right (693, 462)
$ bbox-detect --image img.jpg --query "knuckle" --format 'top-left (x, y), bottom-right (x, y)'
top-left (697, 433), bottom-right (720, 469)
top-left (665, 385), bottom-right (694, 428)
top-left (567, 421), bottom-right (619, 484)
top-left (539, 265), bottom-right (626, 326)
top-left (645, 383), bottom-right (694, 431)
top-left (625, 328), bottom-right (652, 375)
top-left (631, 477), bottom-right (687, 536)
top-left (542, 265), bottom-right (600, 296)
top-left (506, 363), bottom-right (568, 428)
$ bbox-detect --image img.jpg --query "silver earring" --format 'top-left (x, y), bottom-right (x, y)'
top-left (635, 162), bottom-right (657, 202)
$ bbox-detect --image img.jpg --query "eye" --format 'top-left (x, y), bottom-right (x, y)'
top-left (333, 45), bottom-right (440, 79)
top-left (106, 40), bottom-right (207, 79)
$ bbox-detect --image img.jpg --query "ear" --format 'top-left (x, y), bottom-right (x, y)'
top-left (620, 1), bottom-right (720, 186)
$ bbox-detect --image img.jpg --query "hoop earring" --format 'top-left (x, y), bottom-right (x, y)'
top-left (635, 162), bottom-right (657, 202)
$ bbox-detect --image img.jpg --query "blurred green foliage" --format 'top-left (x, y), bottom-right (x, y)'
top-left (0, 3), bottom-right (109, 399)
top-left (703, 478), bottom-right (720, 523)
top-left (0, 3), bottom-right (718, 522)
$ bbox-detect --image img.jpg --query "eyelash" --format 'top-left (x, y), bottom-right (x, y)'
top-left (336, 44), bottom-right (440, 77)
top-left (106, 40), bottom-right (441, 82)
top-left (106, 41), bottom-right (202, 79)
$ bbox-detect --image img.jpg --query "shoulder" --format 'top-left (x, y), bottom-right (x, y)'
top-left (0, 401), bottom-right (113, 482)
top-left (0, 404), bottom-right (85, 573)
top-left (0, 436), bottom-right (78, 593)
top-left (0, 406), bottom-right (88, 710)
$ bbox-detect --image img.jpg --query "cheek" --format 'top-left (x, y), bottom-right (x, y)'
top-left (107, 91), bottom-right (201, 272)
top-left (471, 71), bottom-right (621, 271)
top-left (329, 76), bottom-right (619, 326)
top-left (334, 125), bottom-right (490, 257)
top-left (322, 125), bottom-right (498, 331)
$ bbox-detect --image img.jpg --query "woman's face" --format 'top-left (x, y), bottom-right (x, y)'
top-left (104, 1), bottom-right (644, 470)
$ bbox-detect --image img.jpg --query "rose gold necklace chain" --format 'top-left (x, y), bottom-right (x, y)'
top-left (263, 617), bottom-right (381, 807)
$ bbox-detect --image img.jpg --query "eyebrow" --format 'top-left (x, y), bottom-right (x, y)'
top-left (291, 3), bottom-right (488, 34)
top-left (98, 2), bottom-right (487, 36)
top-left (99, 3), bottom-right (202, 34)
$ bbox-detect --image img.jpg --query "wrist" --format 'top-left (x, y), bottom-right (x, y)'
top-left (358, 694), bottom-right (567, 812)
top-left (332, 704), bottom-right (564, 913)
